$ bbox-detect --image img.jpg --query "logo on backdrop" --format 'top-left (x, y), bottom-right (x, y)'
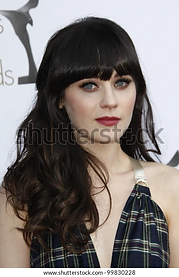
top-left (0, 0), bottom-right (39, 85)
top-left (167, 151), bottom-right (179, 167)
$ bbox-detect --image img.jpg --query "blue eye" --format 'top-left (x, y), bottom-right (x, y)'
top-left (115, 81), bottom-right (126, 87)
top-left (115, 78), bottom-right (132, 88)
top-left (80, 82), bottom-right (97, 91)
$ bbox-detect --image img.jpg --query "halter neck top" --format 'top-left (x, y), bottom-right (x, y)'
top-left (30, 158), bottom-right (170, 268)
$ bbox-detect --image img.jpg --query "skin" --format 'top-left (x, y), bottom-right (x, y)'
top-left (63, 71), bottom-right (136, 145)
top-left (0, 188), bottom-right (30, 267)
top-left (0, 71), bottom-right (179, 268)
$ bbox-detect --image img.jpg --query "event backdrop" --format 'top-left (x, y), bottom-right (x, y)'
top-left (0, 0), bottom-right (179, 181)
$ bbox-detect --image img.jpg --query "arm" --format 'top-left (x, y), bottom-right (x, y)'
top-left (168, 215), bottom-right (179, 267)
top-left (0, 187), bottom-right (30, 268)
top-left (164, 168), bottom-right (179, 267)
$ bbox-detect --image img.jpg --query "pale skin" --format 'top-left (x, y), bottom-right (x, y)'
top-left (1, 71), bottom-right (179, 268)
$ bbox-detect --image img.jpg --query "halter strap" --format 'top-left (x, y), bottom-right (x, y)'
top-left (129, 157), bottom-right (148, 187)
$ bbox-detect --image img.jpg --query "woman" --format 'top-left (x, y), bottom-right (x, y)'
top-left (0, 16), bottom-right (179, 268)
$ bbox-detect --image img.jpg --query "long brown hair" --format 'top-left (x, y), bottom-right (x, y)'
top-left (3, 17), bottom-right (161, 252)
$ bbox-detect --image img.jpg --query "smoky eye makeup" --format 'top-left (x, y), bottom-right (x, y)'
top-left (116, 77), bottom-right (132, 84)
top-left (79, 81), bottom-right (98, 91)
top-left (77, 75), bottom-right (133, 91)
top-left (114, 76), bottom-right (133, 88)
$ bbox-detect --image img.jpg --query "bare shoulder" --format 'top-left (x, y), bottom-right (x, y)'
top-left (140, 160), bottom-right (179, 192)
top-left (0, 185), bottom-right (24, 227)
top-left (139, 161), bottom-right (179, 267)
top-left (139, 160), bottom-right (179, 219)
top-left (0, 185), bottom-right (30, 267)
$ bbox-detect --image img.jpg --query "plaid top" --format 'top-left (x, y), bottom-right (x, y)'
top-left (30, 184), bottom-right (169, 268)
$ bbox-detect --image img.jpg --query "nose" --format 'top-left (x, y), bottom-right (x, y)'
top-left (100, 84), bottom-right (118, 109)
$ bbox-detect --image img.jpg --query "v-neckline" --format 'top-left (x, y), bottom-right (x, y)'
top-left (83, 183), bottom-right (150, 268)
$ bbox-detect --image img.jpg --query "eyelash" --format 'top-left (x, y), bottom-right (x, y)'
top-left (80, 77), bottom-right (132, 91)
top-left (80, 82), bottom-right (97, 90)
top-left (115, 78), bottom-right (132, 88)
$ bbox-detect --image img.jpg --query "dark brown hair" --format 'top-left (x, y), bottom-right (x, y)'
top-left (3, 17), bottom-right (160, 252)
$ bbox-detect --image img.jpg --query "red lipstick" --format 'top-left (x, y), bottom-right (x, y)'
top-left (95, 116), bottom-right (120, 126)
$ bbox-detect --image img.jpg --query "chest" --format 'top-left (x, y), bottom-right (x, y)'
top-left (90, 212), bottom-right (121, 267)
top-left (31, 182), bottom-right (169, 268)
top-left (89, 176), bottom-right (134, 268)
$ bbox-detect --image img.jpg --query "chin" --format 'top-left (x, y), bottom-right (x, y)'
top-left (91, 135), bottom-right (121, 145)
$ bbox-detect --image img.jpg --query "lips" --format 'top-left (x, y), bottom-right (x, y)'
top-left (95, 116), bottom-right (120, 126)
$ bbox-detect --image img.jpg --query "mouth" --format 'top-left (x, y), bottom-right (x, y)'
top-left (95, 116), bottom-right (121, 126)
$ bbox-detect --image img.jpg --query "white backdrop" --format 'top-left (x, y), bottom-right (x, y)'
top-left (0, 0), bottom-right (179, 181)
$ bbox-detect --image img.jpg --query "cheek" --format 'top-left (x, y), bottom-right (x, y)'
top-left (66, 100), bottom-right (86, 115)
top-left (64, 96), bottom-right (91, 125)
top-left (124, 94), bottom-right (136, 116)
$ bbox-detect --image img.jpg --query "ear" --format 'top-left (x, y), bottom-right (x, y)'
top-left (59, 99), bottom-right (64, 109)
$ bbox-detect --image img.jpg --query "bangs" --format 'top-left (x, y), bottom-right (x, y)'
top-left (64, 32), bottom-right (130, 81)
top-left (50, 20), bottom-right (139, 90)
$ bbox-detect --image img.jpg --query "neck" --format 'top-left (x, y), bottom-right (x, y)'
top-left (83, 141), bottom-right (131, 175)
